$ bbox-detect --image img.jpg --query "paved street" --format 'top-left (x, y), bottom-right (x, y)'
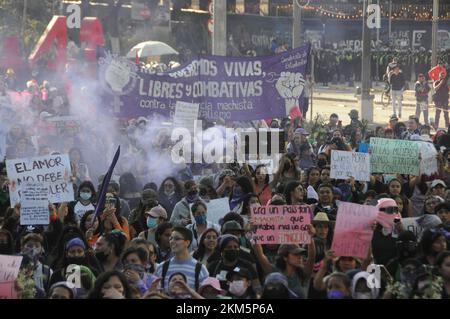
top-left (307, 84), bottom-right (444, 129)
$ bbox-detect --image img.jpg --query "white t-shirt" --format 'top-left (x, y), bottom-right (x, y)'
top-left (74, 201), bottom-right (95, 220)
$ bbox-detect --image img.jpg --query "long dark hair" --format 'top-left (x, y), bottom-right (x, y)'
top-left (119, 172), bottom-right (140, 196)
top-left (88, 271), bottom-right (133, 299)
top-left (155, 222), bottom-right (173, 246)
top-left (229, 176), bottom-right (254, 200)
top-left (192, 228), bottom-right (220, 261)
top-left (158, 177), bottom-right (183, 197)
top-left (253, 164), bottom-right (270, 186)
top-left (420, 229), bottom-right (446, 257)
top-left (306, 166), bottom-right (321, 187)
top-left (275, 250), bottom-right (305, 281)
top-left (0, 229), bottom-right (14, 255)
top-left (284, 181), bottom-right (302, 205)
top-left (101, 232), bottom-right (127, 258)
top-left (79, 210), bottom-right (102, 236)
top-left (48, 226), bottom-right (91, 269)
top-left (241, 193), bottom-right (260, 216)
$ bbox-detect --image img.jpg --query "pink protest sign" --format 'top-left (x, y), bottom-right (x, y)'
top-left (251, 205), bottom-right (311, 244)
top-left (331, 202), bottom-right (378, 259)
top-left (0, 282), bottom-right (17, 299)
top-left (0, 255), bottom-right (23, 283)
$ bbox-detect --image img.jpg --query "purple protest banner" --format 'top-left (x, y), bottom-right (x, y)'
top-left (98, 44), bottom-right (310, 121)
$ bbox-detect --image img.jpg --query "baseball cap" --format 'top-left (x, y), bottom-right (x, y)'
top-left (277, 244), bottom-right (306, 256)
top-left (226, 266), bottom-right (251, 281)
top-left (145, 205), bottom-right (167, 219)
top-left (264, 272), bottom-right (298, 298)
top-left (294, 128), bottom-right (309, 135)
top-left (431, 179), bottom-right (447, 189)
top-left (198, 277), bottom-right (226, 295)
top-left (222, 221), bottom-right (244, 233)
top-left (390, 114), bottom-right (398, 121)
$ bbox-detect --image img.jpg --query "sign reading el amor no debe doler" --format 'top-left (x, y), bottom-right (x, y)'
top-left (6, 154), bottom-right (74, 205)
top-left (99, 44), bottom-right (310, 121)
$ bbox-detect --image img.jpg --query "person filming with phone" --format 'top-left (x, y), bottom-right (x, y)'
top-left (99, 193), bottom-right (130, 240)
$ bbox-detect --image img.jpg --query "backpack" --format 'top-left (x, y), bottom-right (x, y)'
top-left (160, 258), bottom-right (203, 291)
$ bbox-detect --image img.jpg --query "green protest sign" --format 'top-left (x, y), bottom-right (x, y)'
top-left (369, 138), bottom-right (420, 175)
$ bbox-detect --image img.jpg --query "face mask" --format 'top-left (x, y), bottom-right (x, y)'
top-left (327, 289), bottom-right (346, 299)
top-left (188, 190), bottom-right (198, 197)
top-left (95, 251), bottom-right (108, 263)
top-left (66, 256), bottom-right (86, 265)
top-left (317, 159), bottom-right (327, 168)
top-left (0, 243), bottom-right (11, 254)
top-left (354, 292), bottom-right (372, 299)
top-left (80, 192), bottom-right (92, 201)
top-left (146, 216), bottom-right (158, 229)
top-left (224, 250), bottom-right (239, 262)
top-left (186, 191), bottom-right (199, 203)
top-left (23, 247), bottom-right (42, 260)
top-left (164, 190), bottom-right (175, 197)
top-left (229, 280), bottom-right (247, 297)
top-left (194, 214), bottom-right (207, 225)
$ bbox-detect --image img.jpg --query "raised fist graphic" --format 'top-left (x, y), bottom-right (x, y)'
top-left (275, 72), bottom-right (305, 115)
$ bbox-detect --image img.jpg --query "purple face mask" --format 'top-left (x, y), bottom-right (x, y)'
top-left (327, 289), bottom-right (346, 299)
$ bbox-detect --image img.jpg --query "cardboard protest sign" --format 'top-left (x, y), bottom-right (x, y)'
top-left (173, 101), bottom-right (200, 133)
top-left (20, 182), bottom-right (49, 225)
top-left (419, 142), bottom-right (438, 176)
top-left (331, 202), bottom-right (378, 259)
top-left (330, 150), bottom-right (370, 182)
top-left (370, 138), bottom-right (420, 175)
top-left (251, 205), bottom-right (311, 244)
top-left (6, 154), bottom-right (74, 205)
top-left (0, 282), bottom-right (17, 299)
top-left (206, 197), bottom-right (230, 226)
top-left (0, 255), bottom-right (23, 299)
top-left (0, 255), bottom-right (23, 283)
top-left (44, 116), bottom-right (81, 134)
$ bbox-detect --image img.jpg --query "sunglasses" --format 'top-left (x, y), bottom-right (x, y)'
top-left (379, 206), bottom-right (399, 214)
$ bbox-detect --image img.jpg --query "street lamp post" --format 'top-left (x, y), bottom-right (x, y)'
top-left (212, 0), bottom-right (227, 56)
top-left (293, 0), bottom-right (302, 49)
top-left (361, 0), bottom-right (374, 123)
top-left (431, 0), bottom-right (439, 67)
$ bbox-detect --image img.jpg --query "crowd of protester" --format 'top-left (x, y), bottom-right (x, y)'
top-left (0, 55), bottom-right (450, 300)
